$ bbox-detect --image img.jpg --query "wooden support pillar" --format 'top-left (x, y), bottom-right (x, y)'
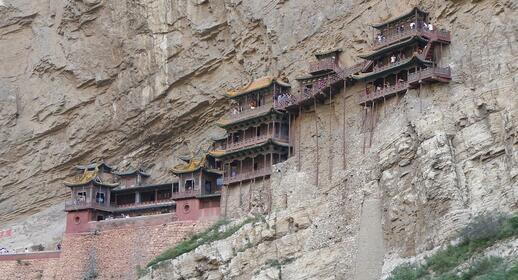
top-left (343, 80), bottom-right (347, 170)
top-left (314, 97), bottom-right (319, 188)
top-left (298, 105), bottom-right (302, 171)
top-left (288, 113), bottom-right (291, 158)
top-left (239, 159), bottom-right (243, 207)
top-left (328, 87), bottom-right (333, 182)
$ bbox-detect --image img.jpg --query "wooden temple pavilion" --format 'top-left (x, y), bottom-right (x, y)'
top-left (210, 76), bottom-right (292, 186)
top-left (64, 161), bottom-right (218, 233)
top-left (64, 163), bottom-right (120, 233)
top-left (355, 7), bottom-right (451, 105)
top-left (170, 155), bottom-right (223, 221)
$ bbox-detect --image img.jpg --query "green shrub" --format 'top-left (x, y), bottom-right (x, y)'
top-left (146, 216), bottom-right (260, 269)
top-left (388, 213), bottom-right (518, 280)
top-left (387, 263), bottom-right (426, 280)
top-left (458, 213), bottom-right (508, 245)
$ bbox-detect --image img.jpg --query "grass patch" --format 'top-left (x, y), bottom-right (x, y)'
top-left (388, 212), bottom-right (518, 280)
top-left (146, 216), bottom-right (260, 270)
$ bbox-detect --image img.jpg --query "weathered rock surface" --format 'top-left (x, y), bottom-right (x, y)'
top-left (0, 0), bottom-right (517, 279)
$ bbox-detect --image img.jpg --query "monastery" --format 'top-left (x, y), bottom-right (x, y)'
top-left (62, 7), bottom-right (451, 233)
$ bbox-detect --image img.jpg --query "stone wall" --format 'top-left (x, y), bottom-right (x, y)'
top-left (0, 216), bottom-right (209, 280)
top-left (0, 256), bottom-right (62, 280)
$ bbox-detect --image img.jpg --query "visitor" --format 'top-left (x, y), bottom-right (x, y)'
top-left (0, 248), bottom-right (8, 254)
top-left (376, 85), bottom-right (382, 92)
top-left (56, 242), bottom-right (62, 251)
top-left (24, 248), bottom-right (28, 253)
top-left (232, 107), bottom-right (238, 115)
top-left (423, 22), bottom-right (428, 30)
top-left (428, 23), bottom-right (434, 31)
top-left (410, 22), bottom-right (416, 29)
top-left (400, 25), bottom-right (404, 33)
top-left (390, 54), bottom-right (396, 63)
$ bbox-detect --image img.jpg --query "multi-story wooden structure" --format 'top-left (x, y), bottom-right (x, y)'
top-left (170, 155), bottom-right (223, 221)
top-left (64, 161), bottom-right (220, 233)
top-left (354, 7), bottom-right (451, 105)
top-left (210, 76), bottom-right (292, 216)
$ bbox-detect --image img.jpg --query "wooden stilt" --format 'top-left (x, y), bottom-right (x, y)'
top-left (314, 97), bottom-right (319, 188)
top-left (298, 105), bottom-right (302, 171)
top-left (342, 80), bottom-right (347, 170)
top-left (288, 113), bottom-right (291, 158)
top-left (328, 87), bottom-right (333, 182)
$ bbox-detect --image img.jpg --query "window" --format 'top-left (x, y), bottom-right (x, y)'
top-left (77, 191), bottom-right (87, 202)
top-left (185, 179), bottom-right (194, 191)
top-left (173, 183), bottom-right (179, 193)
top-left (205, 180), bottom-right (212, 194)
top-left (96, 192), bottom-right (105, 204)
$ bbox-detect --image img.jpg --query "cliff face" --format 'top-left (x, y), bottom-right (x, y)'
top-left (0, 0), bottom-right (517, 278)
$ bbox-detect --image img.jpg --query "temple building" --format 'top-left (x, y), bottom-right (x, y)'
top-left (210, 76), bottom-right (292, 217)
top-left (170, 155), bottom-right (223, 221)
top-left (354, 7), bottom-right (451, 105)
top-left (64, 161), bottom-right (220, 233)
top-left (64, 163), bottom-right (120, 233)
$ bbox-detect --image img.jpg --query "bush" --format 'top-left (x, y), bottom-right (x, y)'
top-left (458, 213), bottom-right (508, 245)
top-left (146, 216), bottom-right (259, 269)
top-left (388, 212), bottom-right (518, 280)
top-left (387, 263), bottom-right (426, 280)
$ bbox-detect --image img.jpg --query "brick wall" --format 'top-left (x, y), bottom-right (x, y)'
top-left (0, 215), bottom-right (210, 280)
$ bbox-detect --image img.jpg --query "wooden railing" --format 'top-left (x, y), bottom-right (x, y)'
top-left (273, 63), bottom-right (365, 110)
top-left (372, 26), bottom-right (451, 49)
top-left (358, 82), bottom-right (408, 105)
top-left (224, 134), bottom-right (288, 152)
top-left (309, 58), bottom-right (339, 74)
top-left (65, 199), bottom-right (112, 211)
top-left (407, 67), bottom-right (451, 84)
top-left (221, 105), bottom-right (272, 125)
top-left (113, 199), bottom-right (174, 210)
top-left (224, 168), bottom-right (272, 185)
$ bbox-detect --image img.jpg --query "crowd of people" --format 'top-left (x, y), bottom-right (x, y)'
top-left (376, 21), bottom-right (434, 44)
top-left (276, 92), bottom-right (292, 104)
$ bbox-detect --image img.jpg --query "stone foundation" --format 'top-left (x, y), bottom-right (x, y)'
top-left (0, 215), bottom-right (209, 280)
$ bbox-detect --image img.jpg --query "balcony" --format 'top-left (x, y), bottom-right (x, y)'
top-left (407, 67), bottom-right (451, 85)
top-left (372, 26), bottom-right (451, 50)
top-left (113, 199), bottom-right (175, 211)
top-left (309, 58), bottom-right (339, 74)
top-left (358, 82), bottom-right (408, 105)
top-left (224, 134), bottom-right (288, 153)
top-left (219, 105), bottom-right (272, 126)
top-left (65, 199), bottom-right (113, 212)
top-left (224, 167), bottom-right (272, 185)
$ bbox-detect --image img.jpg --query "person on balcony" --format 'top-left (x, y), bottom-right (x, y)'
top-left (232, 107), bottom-right (238, 115)
top-left (390, 54), bottom-right (396, 63)
top-left (400, 25), bottom-right (405, 33)
top-left (249, 100), bottom-right (256, 109)
top-left (428, 23), bottom-right (434, 31)
top-left (376, 85), bottom-right (382, 92)
top-left (410, 22), bottom-right (416, 30)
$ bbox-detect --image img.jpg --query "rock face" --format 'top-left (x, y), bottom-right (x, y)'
top-left (0, 0), bottom-right (517, 279)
